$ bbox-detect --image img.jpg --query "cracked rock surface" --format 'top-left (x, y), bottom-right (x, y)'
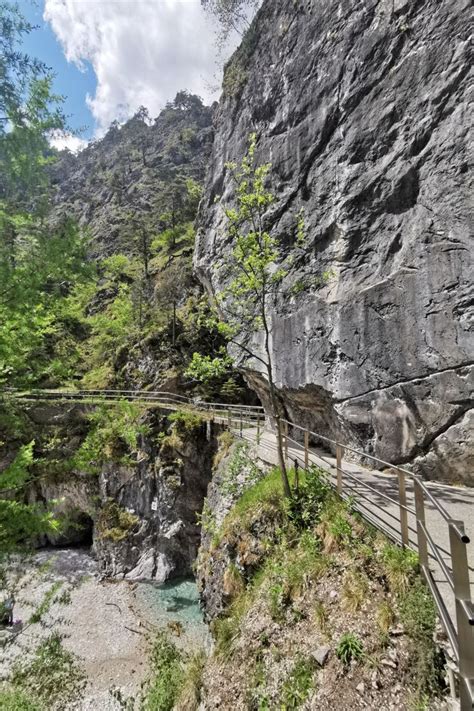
top-left (195, 0), bottom-right (473, 482)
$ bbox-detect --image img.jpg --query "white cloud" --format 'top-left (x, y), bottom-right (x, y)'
top-left (44, 0), bottom-right (233, 136)
top-left (48, 130), bottom-right (88, 153)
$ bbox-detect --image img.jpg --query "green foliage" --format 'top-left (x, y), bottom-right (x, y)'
top-left (262, 535), bottom-right (328, 620)
top-left (73, 402), bottom-right (149, 473)
top-left (0, 1), bottom-right (66, 214)
top-left (296, 207), bottom-right (305, 244)
top-left (329, 512), bottom-right (354, 544)
top-left (82, 285), bottom-right (135, 375)
top-left (11, 633), bottom-right (86, 709)
top-left (221, 133), bottom-right (282, 325)
top-left (168, 410), bottom-right (204, 434)
top-left (218, 441), bottom-right (261, 497)
top-left (219, 465), bottom-right (286, 541)
top-left (97, 500), bottom-right (139, 542)
top-left (142, 633), bottom-right (184, 711)
top-left (185, 351), bottom-right (233, 383)
top-left (0, 499), bottom-right (61, 553)
top-left (0, 442), bottom-right (34, 491)
top-left (246, 660), bottom-right (270, 710)
top-left (29, 582), bottom-right (62, 624)
top-left (336, 633), bottom-right (364, 666)
top-left (0, 687), bottom-right (41, 711)
top-left (280, 656), bottom-right (315, 709)
top-left (101, 253), bottom-right (136, 280)
top-left (287, 465), bottom-right (331, 528)
top-left (398, 578), bottom-right (442, 704)
top-left (196, 500), bottom-right (218, 538)
top-left (222, 60), bottom-right (248, 98)
top-left (0, 219), bottom-right (94, 387)
top-left (381, 543), bottom-right (419, 594)
top-left (0, 3), bottom-right (92, 392)
top-left (202, 0), bottom-right (260, 45)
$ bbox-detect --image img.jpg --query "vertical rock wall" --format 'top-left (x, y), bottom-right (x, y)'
top-left (15, 403), bottom-right (219, 581)
top-left (195, 0), bottom-right (473, 482)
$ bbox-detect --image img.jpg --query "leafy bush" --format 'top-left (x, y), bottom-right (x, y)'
top-left (0, 687), bottom-right (41, 711)
top-left (11, 633), bottom-right (86, 709)
top-left (142, 633), bottom-right (183, 711)
top-left (287, 465), bottom-right (331, 528)
top-left (97, 501), bottom-right (139, 542)
top-left (168, 410), bottom-right (204, 434)
top-left (73, 402), bottom-right (149, 472)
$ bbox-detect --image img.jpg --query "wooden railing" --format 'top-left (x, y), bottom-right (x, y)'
top-left (6, 389), bottom-right (473, 708)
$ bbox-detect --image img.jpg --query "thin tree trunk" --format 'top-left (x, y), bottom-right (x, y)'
top-left (268, 377), bottom-right (291, 498)
top-left (172, 301), bottom-right (176, 346)
top-left (261, 298), bottom-right (291, 498)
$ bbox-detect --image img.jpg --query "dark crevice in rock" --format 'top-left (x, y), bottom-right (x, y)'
top-left (414, 406), bottom-right (472, 458)
top-left (334, 362), bottom-right (474, 404)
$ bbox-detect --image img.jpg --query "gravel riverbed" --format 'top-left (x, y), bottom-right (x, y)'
top-left (0, 548), bottom-right (208, 709)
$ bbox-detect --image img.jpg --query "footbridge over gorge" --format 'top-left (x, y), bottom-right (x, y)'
top-left (6, 388), bottom-right (474, 708)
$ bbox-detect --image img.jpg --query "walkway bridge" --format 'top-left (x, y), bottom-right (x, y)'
top-left (7, 388), bottom-right (474, 708)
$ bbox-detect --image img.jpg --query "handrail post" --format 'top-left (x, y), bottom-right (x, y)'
top-left (283, 421), bottom-right (289, 459)
top-left (396, 469), bottom-right (409, 547)
top-left (240, 408), bottom-right (243, 438)
top-left (256, 414), bottom-right (261, 445)
top-left (227, 409), bottom-right (231, 428)
top-left (304, 429), bottom-right (309, 470)
top-left (336, 444), bottom-right (344, 495)
top-left (448, 520), bottom-right (474, 710)
top-left (413, 477), bottom-right (429, 569)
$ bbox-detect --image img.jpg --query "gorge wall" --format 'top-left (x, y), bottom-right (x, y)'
top-left (4, 402), bottom-right (219, 582)
top-left (195, 0), bottom-right (473, 482)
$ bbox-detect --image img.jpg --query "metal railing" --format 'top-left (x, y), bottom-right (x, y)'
top-left (6, 389), bottom-right (473, 707)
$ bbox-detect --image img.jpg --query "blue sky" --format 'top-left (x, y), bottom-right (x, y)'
top-left (16, 0), bottom-right (246, 151)
top-left (19, 0), bottom-right (96, 140)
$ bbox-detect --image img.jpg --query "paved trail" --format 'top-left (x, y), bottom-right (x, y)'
top-left (238, 426), bottom-right (474, 629)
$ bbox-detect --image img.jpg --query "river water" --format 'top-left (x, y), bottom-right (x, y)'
top-left (134, 576), bottom-right (210, 650)
top-left (1, 547), bottom-right (209, 708)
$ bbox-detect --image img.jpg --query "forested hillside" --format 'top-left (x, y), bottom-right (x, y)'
top-left (1, 66), bottom-right (241, 397)
top-left (50, 93), bottom-right (213, 256)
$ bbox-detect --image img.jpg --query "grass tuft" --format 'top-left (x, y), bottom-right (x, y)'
top-left (336, 633), bottom-right (364, 666)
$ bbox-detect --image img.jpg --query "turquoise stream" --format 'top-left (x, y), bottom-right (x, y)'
top-left (135, 577), bottom-right (210, 650)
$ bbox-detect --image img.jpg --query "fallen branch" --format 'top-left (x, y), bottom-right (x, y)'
top-left (105, 602), bottom-right (122, 614)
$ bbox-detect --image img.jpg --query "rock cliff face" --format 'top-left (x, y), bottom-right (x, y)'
top-left (94, 415), bottom-right (219, 581)
top-left (16, 403), bottom-right (219, 581)
top-left (195, 0), bottom-right (473, 482)
top-left (51, 93), bottom-right (213, 255)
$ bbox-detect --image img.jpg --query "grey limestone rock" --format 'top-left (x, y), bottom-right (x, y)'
top-left (195, 0), bottom-right (473, 483)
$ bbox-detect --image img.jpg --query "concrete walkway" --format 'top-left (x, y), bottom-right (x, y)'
top-left (237, 426), bottom-right (474, 630)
